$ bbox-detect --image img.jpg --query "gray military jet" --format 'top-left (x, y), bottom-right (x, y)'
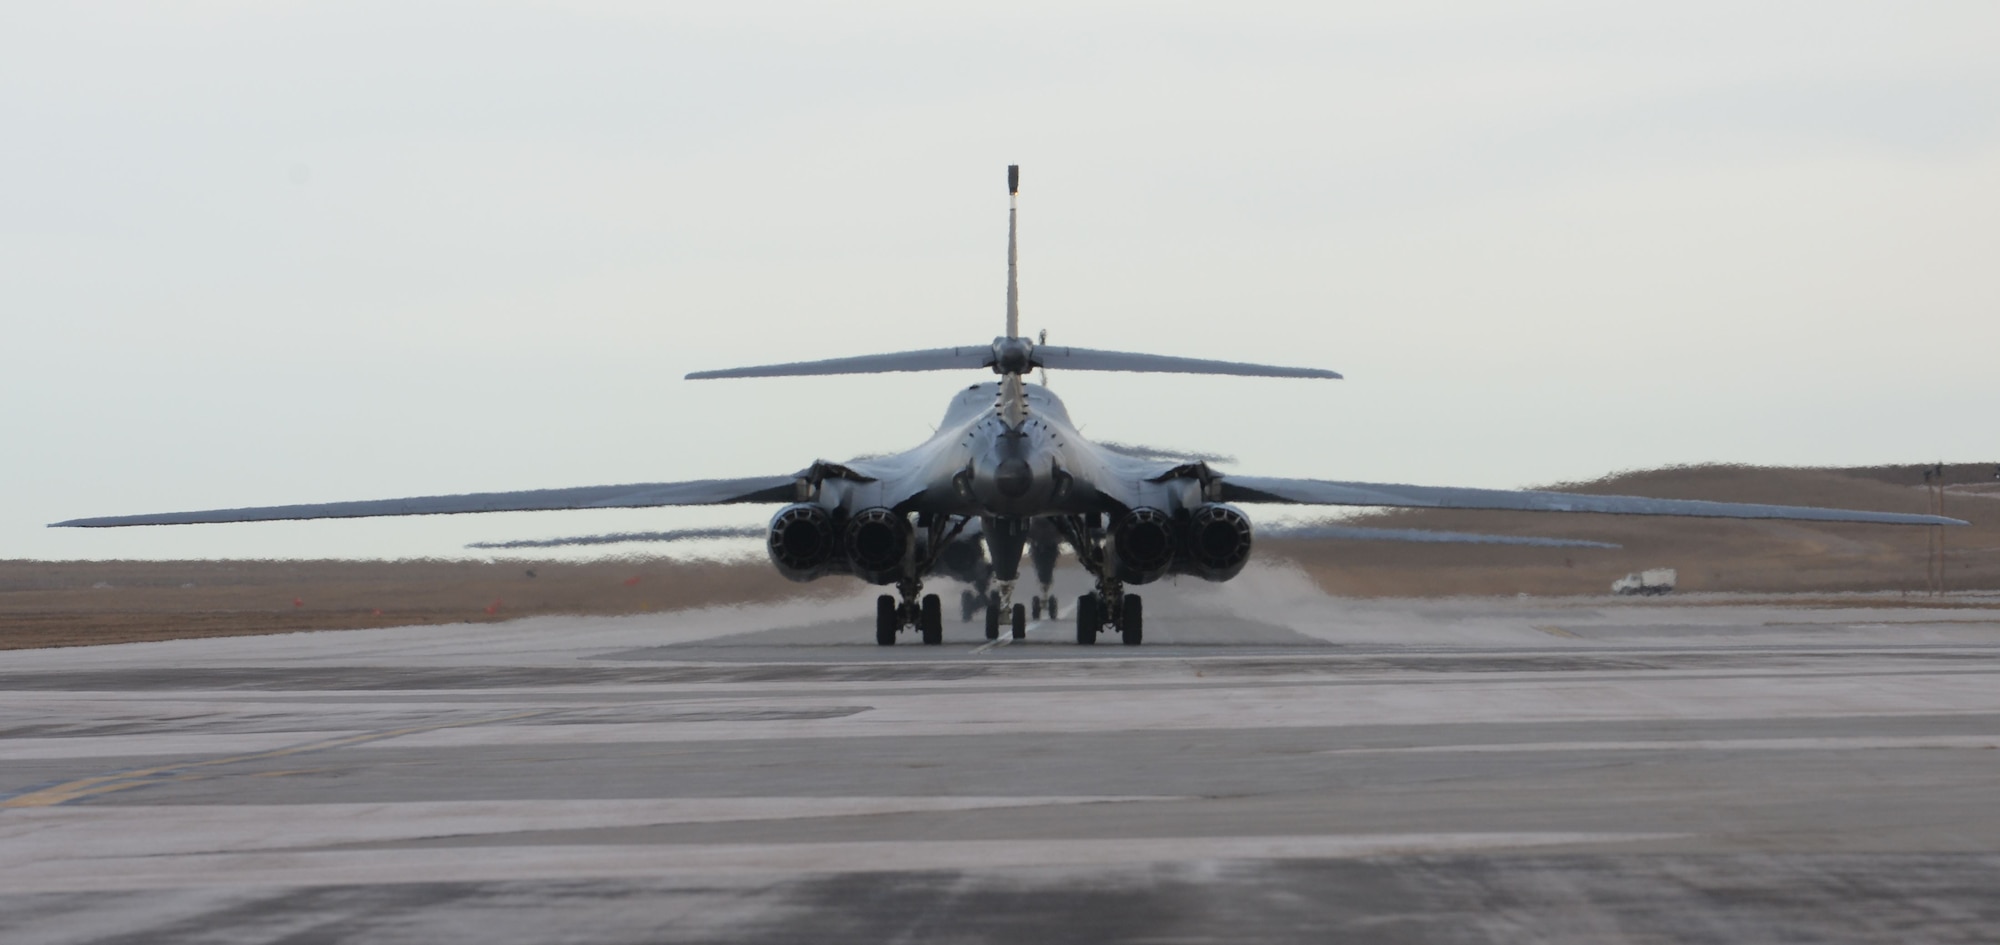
top-left (54, 166), bottom-right (1965, 646)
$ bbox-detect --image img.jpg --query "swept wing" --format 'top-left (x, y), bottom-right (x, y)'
top-left (1218, 476), bottom-right (1964, 527)
top-left (1263, 523), bottom-right (1619, 548)
top-left (50, 476), bottom-right (798, 528)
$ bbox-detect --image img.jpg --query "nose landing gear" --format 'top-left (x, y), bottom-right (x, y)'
top-left (984, 585), bottom-right (1029, 640)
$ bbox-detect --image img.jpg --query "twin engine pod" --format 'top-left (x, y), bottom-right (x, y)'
top-left (766, 504), bottom-right (838, 582)
top-left (765, 504), bottom-right (914, 585)
top-left (843, 507), bottom-right (915, 584)
top-left (1107, 507), bottom-right (1177, 584)
top-left (1184, 502), bottom-right (1254, 581)
top-left (1107, 503), bottom-right (1254, 584)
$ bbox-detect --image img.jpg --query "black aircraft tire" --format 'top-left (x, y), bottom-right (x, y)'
top-left (1031, 596), bottom-right (1042, 619)
top-left (960, 590), bottom-right (977, 623)
top-left (984, 596), bottom-right (1001, 641)
top-left (1011, 603), bottom-right (1027, 640)
top-left (1075, 594), bottom-right (1097, 645)
top-left (921, 594), bottom-right (943, 645)
top-left (1047, 596), bottom-right (1059, 621)
top-left (875, 595), bottom-right (897, 646)
top-left (1121, 593), bottom-right (1143, 646)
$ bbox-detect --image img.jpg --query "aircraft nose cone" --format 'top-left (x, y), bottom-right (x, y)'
top-left (996, 458), bottom-right (1034, 498)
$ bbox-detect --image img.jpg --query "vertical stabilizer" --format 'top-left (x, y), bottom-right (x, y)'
top-left (1000, 164), bottom-right (1027, 427)
top-left (1005, 164), bottom-right (1020, 340)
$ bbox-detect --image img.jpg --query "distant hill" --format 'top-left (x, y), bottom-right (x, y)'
top-left (1261, 463), bottom-right (2000, 598)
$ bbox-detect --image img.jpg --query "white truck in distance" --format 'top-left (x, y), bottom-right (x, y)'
top-left (1613, 568), bottom-right (1678, 596)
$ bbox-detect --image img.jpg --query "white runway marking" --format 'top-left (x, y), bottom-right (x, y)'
top-left (0, 832), bottom-right (1680, 893)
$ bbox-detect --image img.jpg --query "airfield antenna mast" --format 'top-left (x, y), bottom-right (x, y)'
top-left (1006, 164), bottom-right (1020, 340)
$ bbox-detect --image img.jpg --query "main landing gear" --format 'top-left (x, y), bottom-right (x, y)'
top-left (1075, 584), bottom-right (1143, 646)
top-left (876, 579), bottom-right (942, 646)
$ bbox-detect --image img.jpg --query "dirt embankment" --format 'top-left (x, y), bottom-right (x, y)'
top-left (1265, 463), bottom-right (2000, 598)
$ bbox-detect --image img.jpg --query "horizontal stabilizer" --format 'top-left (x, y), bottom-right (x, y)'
top-left (1038, 347), bottom-right (1339, 379)
top-left (1219, 476), bottom-right (1966, 527)
top-left (51, 476), bottom-right (799, 528)
top-left (689, 341), bottom-right (1338, 381)
top-left (467, 525), bottom-right (766, 550)
top-left (687, 348), bottom-right (990, 380)
top-left (1263, 523), bottom-right (1619, 548)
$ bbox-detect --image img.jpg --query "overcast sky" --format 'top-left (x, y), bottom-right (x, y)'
top-left (3, 2), bottom-right (1995, 561)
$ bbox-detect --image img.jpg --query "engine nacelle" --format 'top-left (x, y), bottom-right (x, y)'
top-left (766, 504), bottom-right (839, 582)
top-left (1183, 503), bottom-right (1253, 581)
top-left (1107, 507), bottom-right (1176, 585)
top-left (844, 507), bottom-right (914, 585)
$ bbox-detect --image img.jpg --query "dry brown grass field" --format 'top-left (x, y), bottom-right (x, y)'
top-left (3, 464), bottom-right (1994, 650)
top-left (0, 558), bottom-right (838, 651)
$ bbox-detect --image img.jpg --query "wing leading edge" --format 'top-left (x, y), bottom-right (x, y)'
top-left (49, 476), bottom-right (799, 528)
top-left (1218, 476), bottom-right (1966, 527)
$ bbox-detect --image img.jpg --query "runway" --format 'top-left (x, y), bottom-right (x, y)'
top-left (3, 566), bottom-right (2000, 944)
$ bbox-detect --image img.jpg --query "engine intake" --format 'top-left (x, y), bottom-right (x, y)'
top-left (1108, 507), bottom-right (1176, 585)
top-left (1185, 503), bottom-right (1253, 581)
top-left (767, 504), bottom-right (838, 582)
top-left (844, 507), bottom-right (914, 585)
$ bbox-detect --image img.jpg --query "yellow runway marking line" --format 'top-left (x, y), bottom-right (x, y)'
top-left (249, 768), bottom-right (336, 779)
top-left (1533, 625), bottom-right (1582, 639)
top-left (0, 711), bottom-right (547, 809)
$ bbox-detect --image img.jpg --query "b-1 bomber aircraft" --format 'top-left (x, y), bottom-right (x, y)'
top-left (55, 166), bottom-right (1965, 645)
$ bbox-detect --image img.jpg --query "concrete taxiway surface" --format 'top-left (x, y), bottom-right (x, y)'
top-left (2, 566), bottom-right (1999, 944)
